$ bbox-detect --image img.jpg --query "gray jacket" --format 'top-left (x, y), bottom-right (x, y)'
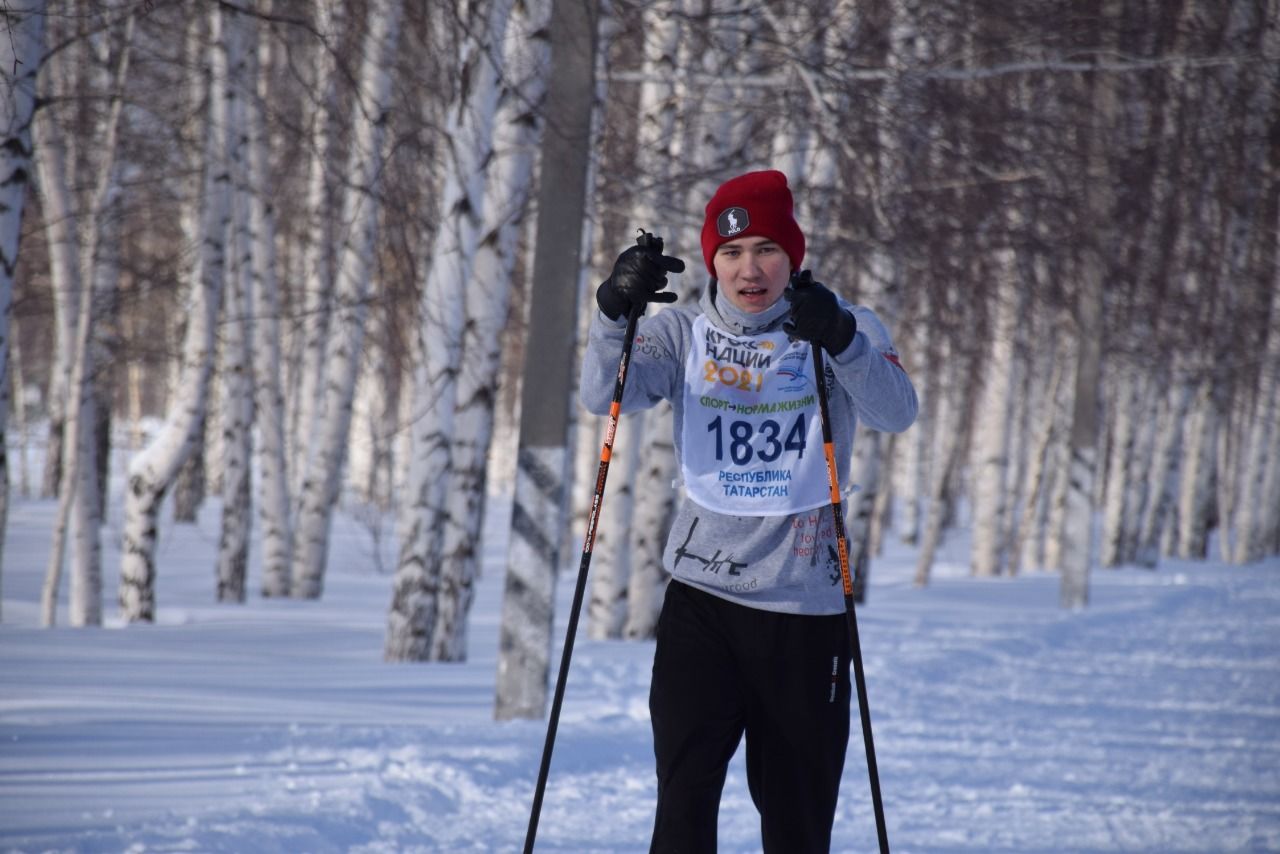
top-left (580, 284), bottom-right (918, 615)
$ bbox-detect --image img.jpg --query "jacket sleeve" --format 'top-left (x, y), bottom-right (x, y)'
top-left (579, 308), bottom-right (685, 416)
top-left (826, 304), bottom-right (918, 433)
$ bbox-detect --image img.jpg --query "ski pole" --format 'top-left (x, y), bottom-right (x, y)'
top-left (524, 232), bottom-right (667, 853)
top-left (795, 270), bottom-right (891, 854)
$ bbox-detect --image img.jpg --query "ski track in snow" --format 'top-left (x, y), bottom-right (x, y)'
top-left (2, 494), bottom-right (1279, 853)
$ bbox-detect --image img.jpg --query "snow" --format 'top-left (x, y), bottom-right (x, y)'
top-left (3, 490), bottom-right (1280, 853)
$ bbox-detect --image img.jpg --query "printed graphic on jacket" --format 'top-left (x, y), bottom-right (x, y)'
top-left (680, 315), bottom-right (832, 516)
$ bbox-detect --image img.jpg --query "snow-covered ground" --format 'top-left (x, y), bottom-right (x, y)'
top-left (2, 489), bottom-right (1279, 853)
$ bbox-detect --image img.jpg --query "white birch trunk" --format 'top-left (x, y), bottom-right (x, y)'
top-left (913, 342), bottom-right (968, 587)
top-left (624, 409), bottom-right (675, 637)
top-left (42, 11), bottom-right (134, 627)
top-left (384, 0), bottom-right (513, 660)
top-left (1176, 378), bottom-right (1217, 560)
top-left (970, 251), bottom-right (1018, 577)
top-left (290, 0), bottom-right (403, 600)
top-left (1235, 228), bottom-right (1280, 562)
top-left (589, 420), bottom-right (638, 640)
top-left (32, 50), bottom-right (77, 504)
top-left (120, 3), bottom-right (231, 623)
top-left (1010, 331), bottom-right (1068, 574)
top-left (216, 9), bottom-right (253, 603)
top-left (0, 0), bottom-right (44, 622)
top-left (417, 0), bottom-right (514, 661)
top-left (1100, 365), bottom-right (1138, 567)
top-left (494, 0), bottom-right (600, 720)
top-left (1135, 378), bottom-right (1191, 567)
top-left (1061, 217), bottom-right (1106, 608)
top-left (1060, 0), bottom-right (1118, 607)
top-left (1060, 279), bottom-right (1103, 608)
top-left (896, 323), bottom-right (927, 546)
top-left (434, 0), bottom-right (552, 654)
top-left (346, 344), bottom-right (390, 506)
top-left (248, 22), bottom-right (292, 598)
top-left (600, 0), bottom-right (680, 639)
top-left (291, 0), bottom-right (342, 498)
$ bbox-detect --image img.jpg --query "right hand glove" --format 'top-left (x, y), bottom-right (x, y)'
top-left (595, 232), bottom-right (685, 321)
top-left (783, 270), bottom-right (857, 355)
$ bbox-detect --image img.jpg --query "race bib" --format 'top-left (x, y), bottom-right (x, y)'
top-left (680, 314), bottom-right (832, 516)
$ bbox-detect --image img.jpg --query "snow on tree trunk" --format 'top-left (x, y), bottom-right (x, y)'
top-left (216, 10), bottom-right (253, 603)
top-left (496, 446), bottom-right (568, 718)
top-left (290, 0), bottom-right (402, 601)
top-left (494, 0), bottom-right (599, 720)
top-left (120, 3), bottom-right (231, 623)
top-left (247, 23), bottom-right (292, 598)
top-left (384, 0), bottom-right (513, 661)
top-left (970, 250), bottom-right (1018, 577)
top-left (0, 0), bottom-right (43, 622)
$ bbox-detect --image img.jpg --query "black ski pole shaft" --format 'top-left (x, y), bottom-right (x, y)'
top-left (810, 341), bottom-right (890, 854)
top-left (524, 272), bottom-right (650, 854)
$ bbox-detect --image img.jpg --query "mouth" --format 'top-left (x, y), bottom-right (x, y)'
top-left (739, 286), bottom-right (767, 298)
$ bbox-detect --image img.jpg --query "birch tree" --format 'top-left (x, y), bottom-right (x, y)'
top-left (248, 17), bottom-right (291, 597)
top-left (495, 0), bottom-right (600, 720)
top-left (385, 0), bottom-right (514, 661)
top-left (435, 0), bottom-right (553, 650)
top-left (588, 0), bottom-right (682, 641)
top-left (120, 2), bottom-right (232, 622)
top-left (0, 0), bottom-right (44, 617)
top-left (1059, 0), bottom-right (1120, 609)
top-left (216, 8), bottom-right (252, 603)
top-left (40, 10), bottom-right (135, 627)
top-left (1234, 229), bottom-right (1280, 563)
top-left (290, 0), bottom-right (342, 502)
top-left (291, 0), bottom-right (403, 600)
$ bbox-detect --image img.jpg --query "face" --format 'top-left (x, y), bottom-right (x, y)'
top-left (713, 236), bottom-right (792, 314)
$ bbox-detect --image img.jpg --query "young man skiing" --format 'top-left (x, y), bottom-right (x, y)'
top-left (580, 170), bottom-right (918, 853)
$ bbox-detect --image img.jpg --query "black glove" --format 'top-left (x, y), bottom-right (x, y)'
top-left (596, 232), bottom-right (685, 321)
top-left (783, 270), bottom-right (857, 355)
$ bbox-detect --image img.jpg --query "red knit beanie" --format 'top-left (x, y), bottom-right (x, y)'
top-left (701, 170), bottom-right (806, 276)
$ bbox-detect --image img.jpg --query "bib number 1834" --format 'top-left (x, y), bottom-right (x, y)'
top-left (707, 414), bottom-right (807, 465)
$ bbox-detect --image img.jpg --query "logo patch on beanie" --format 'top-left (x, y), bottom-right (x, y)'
top-left (717, 206), bottom-right (749, 238)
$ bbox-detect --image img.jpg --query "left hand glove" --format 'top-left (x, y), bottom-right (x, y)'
top-left (783, 270), bottom-right (857, 355)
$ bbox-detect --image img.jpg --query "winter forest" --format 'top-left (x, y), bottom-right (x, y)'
top-left (2, 0), bottom-right (1278, 731)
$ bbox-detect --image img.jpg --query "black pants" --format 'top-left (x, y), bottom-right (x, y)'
top-left (649, 580), bottom-right (851, 854)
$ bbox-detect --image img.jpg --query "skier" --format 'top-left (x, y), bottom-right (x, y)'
top-left (580, 169), bottom-right (919, 853)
